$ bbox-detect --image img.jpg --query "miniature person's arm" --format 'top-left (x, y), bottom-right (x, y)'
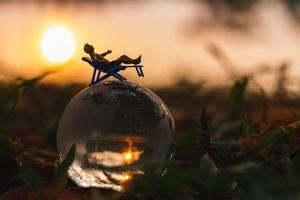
top-left (99, 50), bottom-right (112, 57)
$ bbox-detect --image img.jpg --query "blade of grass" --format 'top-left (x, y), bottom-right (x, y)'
top-left (52, 144), bottom-right (75, 191)
top-left (229, 77), bottom-right (248, 120)
top-left (18, 164), bottom-right (44, 189)
top-left (0, 136), bottom-right (14, 152)
top-left (256, 120), bottom-right (300, 155)
top-left (0, 74), bottom-right (49, 133)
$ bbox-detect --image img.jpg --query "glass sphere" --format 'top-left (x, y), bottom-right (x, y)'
top-left (57, 80), bottom-right (175, 191)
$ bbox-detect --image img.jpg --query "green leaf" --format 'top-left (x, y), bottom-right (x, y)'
top-left (18, 164), bottom-right (44, 189)
top-left (256, 120), bottom-right (300, 155)
top-left (199, 154), bottom-right (219, 178)
top-left (229, 77), bottom-right (248, 120)
top-left (17, 74), bottom-right (47, 91)
top-left (0, 74), bottom-right (48, 133)
top-left (52, 144), bottom-right (76, 191)
top-left (288, 152), bottom-right (300, 184)
top-left (211, 172), bottom-right (233, 199)
top-left (0, 136), bottom-right (13, 151)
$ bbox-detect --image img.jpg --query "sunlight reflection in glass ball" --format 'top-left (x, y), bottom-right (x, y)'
top-left (57, 81), bottom-right (175, 191)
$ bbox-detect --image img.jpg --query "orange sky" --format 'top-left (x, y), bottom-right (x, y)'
top-left (0, 1), bottom-right (300, 91)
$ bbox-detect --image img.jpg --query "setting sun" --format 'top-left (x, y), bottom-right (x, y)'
top-left (41, 26), bottom-right (75, 63)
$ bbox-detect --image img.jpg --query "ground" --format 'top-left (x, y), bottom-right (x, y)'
top-left (0, 75), bottom-right (300, 200)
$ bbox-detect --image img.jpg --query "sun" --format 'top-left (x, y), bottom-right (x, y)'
top-left (41, 26), bottom-right (75, 63)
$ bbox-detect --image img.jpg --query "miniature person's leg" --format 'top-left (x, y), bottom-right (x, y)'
top-left (113, 55), bottom-right (141, 65)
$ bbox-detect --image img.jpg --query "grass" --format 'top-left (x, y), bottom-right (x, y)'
top-left (0, 72), bottom-right (300, 199)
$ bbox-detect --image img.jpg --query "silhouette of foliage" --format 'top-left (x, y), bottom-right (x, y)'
top-left (1, 72), bottom-right (300, 199)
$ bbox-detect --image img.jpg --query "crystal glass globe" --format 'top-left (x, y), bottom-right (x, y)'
top-left (57, 80), bottom-right (175, 191)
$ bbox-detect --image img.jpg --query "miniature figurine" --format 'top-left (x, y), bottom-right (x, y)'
top-left (82, 43), bottom-right (144, 85)
top-left (84, 43), bottom-right (141, 70)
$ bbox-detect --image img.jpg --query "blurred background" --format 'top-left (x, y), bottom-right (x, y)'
top-left (1, 0), bottom-right (300, 91)
top-left (2, 1), bottom-right (300, 199)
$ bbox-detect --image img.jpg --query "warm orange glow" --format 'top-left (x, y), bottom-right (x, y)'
top-left (124, 151), bottom-right (133, 161)
top-left (119, 173), bottom-right (131, 182)
top-left (121, 139), bottom-right (144, 164)
top-left (123, 139), bottom-right (134, 164)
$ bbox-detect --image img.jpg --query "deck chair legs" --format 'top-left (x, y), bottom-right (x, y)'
top-left (113, 73), bottom-right (127, 81)
top-left (91, 69), bottom-right (102, 85)
top-left (135, 66), bottom-right (144, 77)
top-left (91, 69), bottom-right (96, 85)
top-left (88, 63), bottom-right (142, 85)
top-left (93, 66), bottom-right (127, 84)
top-left (96, 70), bottom-right (101, 80)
